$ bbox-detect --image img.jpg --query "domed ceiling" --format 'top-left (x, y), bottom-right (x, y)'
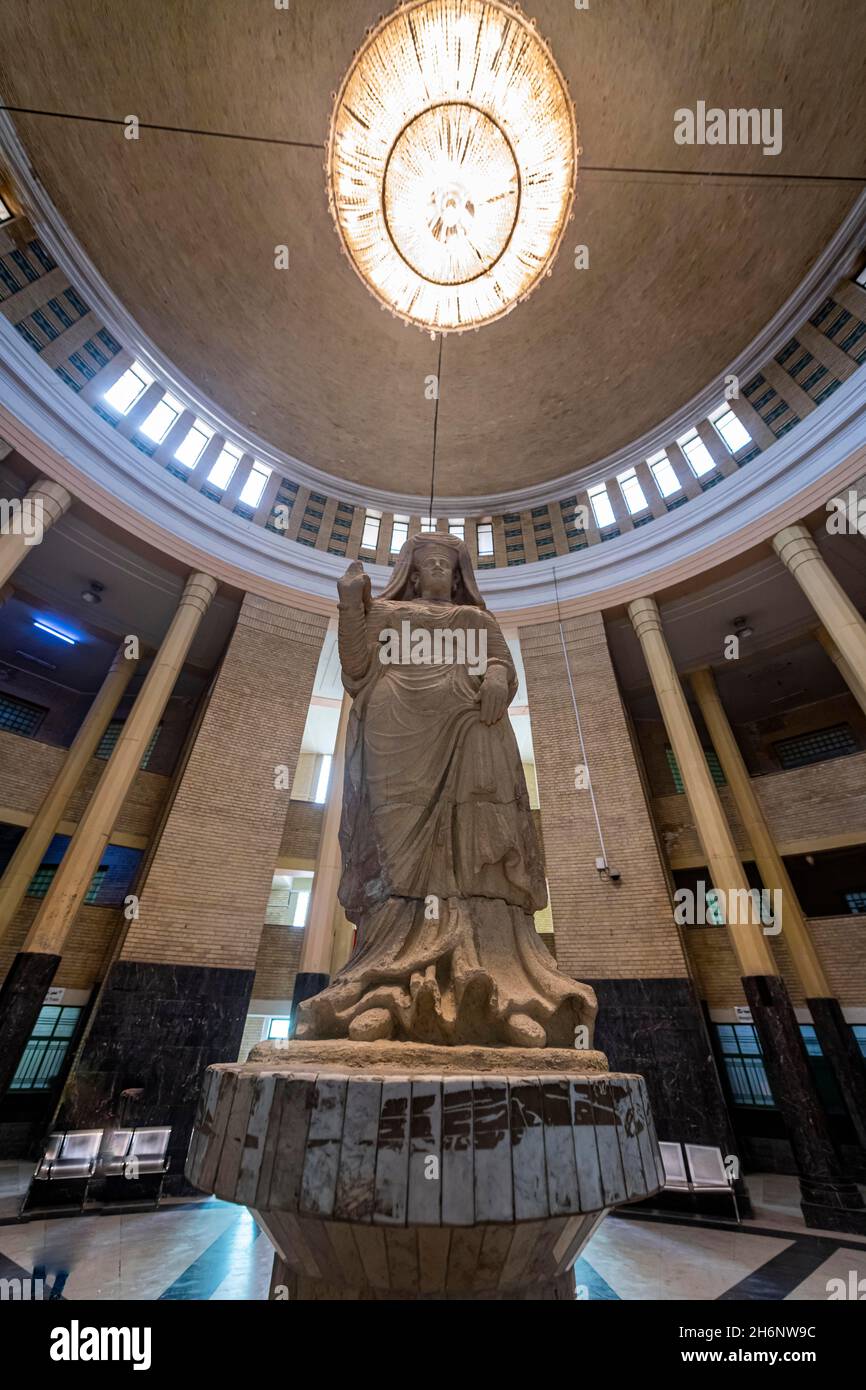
top-left (0, 0), bottom-right (864, 499)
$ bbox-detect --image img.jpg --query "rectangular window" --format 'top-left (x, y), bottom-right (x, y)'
top-left (268, 1017), bottom-right (291, 1040)
top-left (772, 723), bottom-right (858, 770)
top-left (207, 443), bottom-right (242, 490)
top-left (677, 427), bottom-right (716, 478)
top-left (85, 868), bottom-right (108, 903)
top-left (0, 692), bottom-right (47, 737)
top-left (587, 482), bottom-right (616, 529)
top-left (95, 720), bottom-right (160, 769)
top-left (238, 460), bottom-right (271, 507)
top-left (0, 193), bottom-right (13, 224)
top-left (648, 449), bottom-right (681, 498)
top-left (715, 1024), bottom-right (775, 1107)
top-left (709, 403), bottom-right (752, 454)
top-left (665, 746), bottom-right (725, 794)
top-left (174, 419), bottom-right (214, 469)
top-left (476, 522), bottom-right (494, 557)
top-left (9, 1005), bottom-right (83, 1092)
top-left (420, 517), bottom-right (437, 533)
top-left (103, 362), bottom-right (153, 414)
top-left (448, 518), bottom-right (465, 540)
top-left (617, 467), bottom-right (648, 515)
top-left (140, 393), bottom-right (183, 444)
top-left (845, 891), bottom-right (866, 915)
top-left (361, 512), bottom-right (381, 550)
top-left (390, 518), bottom-right (409, 553)
top-left (26, 864), bottom-right (58, 898)
top-left (27, 864), bottom-right (106, 902)
top-left (313, 753), bottom-right (332, 804)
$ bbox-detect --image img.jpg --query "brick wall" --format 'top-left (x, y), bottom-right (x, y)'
top-left (119, 595), bottom-right (328, 971)
top-left (278, 799), bottom-right (323, 861)
top-left (653, 747), bottom-right (866, 866)
top-left (739, 692), bottom-right (866, 776)
top-left (0, 728), bottom-right (169, 841)
top-left (251, 922), bottom-right (304, 1000)
top-left (687, 916), bottom-right (866, 1007)
top-left (0, 898), bottom-right (119, 990)
top-left (637, 694), bottom-right (866, 799)
top-left (519, 612), bottom-right (687, 980)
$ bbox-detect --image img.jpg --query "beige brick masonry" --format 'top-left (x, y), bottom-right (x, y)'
top-left (119, 595), bottom-right (328, 971)
top-left (519, 611), bottom-right (687, 981)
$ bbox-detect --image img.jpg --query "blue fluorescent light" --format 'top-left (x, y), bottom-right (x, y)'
top-left (33, 620), bottom-right (77, 646)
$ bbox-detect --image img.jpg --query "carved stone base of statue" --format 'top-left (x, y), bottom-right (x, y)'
top-left (185, 1040), bottom-right (664, 1301)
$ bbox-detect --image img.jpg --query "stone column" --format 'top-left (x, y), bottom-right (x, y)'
top-left (51, 593), bottom-right (329, 1190)
top-left (0, 643), bottom-right (138, 941)
top-left (519, 611), bottom-right (744, 1209)
top-left (815, 625), bottom-right (866, 718)
top-left (0, 572), bottom-right (216, 1102)
top-left (773, 525), bottom-right (866, 697)
top-left (291, 693), bottom-right (351, 1019)
top-left (0, 478), bottom-right (71, 586)
top-left (690, 665), bottom-right (866, 1155)
top-left (629, 597), bottom-right (865, 1231)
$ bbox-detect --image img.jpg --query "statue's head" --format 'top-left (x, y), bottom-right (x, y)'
top-left (379, 532), bottom-right (486, 609)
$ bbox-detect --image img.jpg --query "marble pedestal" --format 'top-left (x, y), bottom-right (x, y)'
top-left (185, 1041), bottom-right (664, 1300)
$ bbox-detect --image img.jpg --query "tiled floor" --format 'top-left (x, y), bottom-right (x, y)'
top-left (1, 1166), bottom-right (864, 1301)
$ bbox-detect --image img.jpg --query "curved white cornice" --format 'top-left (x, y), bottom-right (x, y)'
top-left (2, 108), bottom-right (866, 514)
top-left (1, 310), bottom-right (865, 621)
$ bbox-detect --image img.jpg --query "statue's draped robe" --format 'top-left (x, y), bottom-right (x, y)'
top-left (297, 598), bottom-right (596, 1046)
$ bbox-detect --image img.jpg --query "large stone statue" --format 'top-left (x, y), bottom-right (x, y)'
top-left (186, 533), bottom-right (663, 1301)
top-left (296, 533), bottom-right (596, 1049)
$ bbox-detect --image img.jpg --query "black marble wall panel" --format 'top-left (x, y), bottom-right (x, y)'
top-left (57, 960), bottom-right (255, 1191)
top-left (586, 977), bottom-right (739, 1154)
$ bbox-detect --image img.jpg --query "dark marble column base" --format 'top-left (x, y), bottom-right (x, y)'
top-left (290, 970), bottom-right (329, 1019)
top-left (807, 995), bottom-right (866, 1156)
top-left (0, 951), bottom-right (62, 1101)
top-left (801, 1203), bottom-right (866, 1235)
top-left (742, 974), bottom-right (866, 1233)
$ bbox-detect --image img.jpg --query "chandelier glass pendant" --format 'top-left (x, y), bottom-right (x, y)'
top-left (327, 0), bottom-right (578, 334)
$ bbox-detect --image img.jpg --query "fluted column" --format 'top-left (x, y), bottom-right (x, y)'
top-left (629, 596), bottom-right (865, 1232)
top-left (0, 643), bottom-right (138, 941)
top-left (291, 694), bottom-right (351, 1020)
top-left (0, 572), bottom-right (217, 1102)
top-left (774, 525), bottom-right (866, 700)
top-left (691, 665), bottom-right (866, 1155)
top-left (0, 478), bottom-right (71, 586)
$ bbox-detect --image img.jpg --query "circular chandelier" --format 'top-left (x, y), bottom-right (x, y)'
top-left (327, 0), bottom-right (578, 334)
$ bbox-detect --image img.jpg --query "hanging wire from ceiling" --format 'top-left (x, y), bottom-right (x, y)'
top-left (552, 565), bottom-right (612, 874)
top-left (428, 334), bottom-right (443, 525)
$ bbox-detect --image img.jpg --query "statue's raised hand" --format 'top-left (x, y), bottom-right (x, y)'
top-left (338, 559), bottom-right (371, 611)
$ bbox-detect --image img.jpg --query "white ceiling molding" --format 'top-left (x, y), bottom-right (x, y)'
top-left (2, 108), bottom-right (866, 514)
top-left (2, 309), bottom-right (866, 619)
